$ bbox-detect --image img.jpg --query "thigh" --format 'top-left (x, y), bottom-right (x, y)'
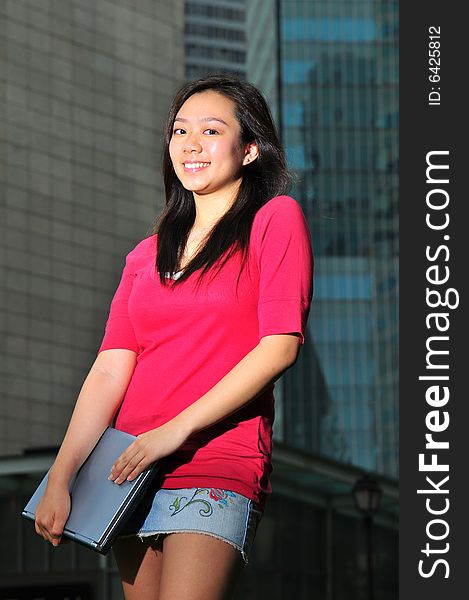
top-left (158, 532), bottom-right (245, 600)
top-left (113, 535), bottom-right (165, 600)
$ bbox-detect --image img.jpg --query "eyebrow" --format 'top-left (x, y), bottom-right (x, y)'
top-left (173, 116), bottom-right (229, 126)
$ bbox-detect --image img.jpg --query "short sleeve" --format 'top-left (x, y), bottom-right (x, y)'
top-left (98, 252), bottom-right (140, 354)
top-left (254, 196), bottom-right (314, 345)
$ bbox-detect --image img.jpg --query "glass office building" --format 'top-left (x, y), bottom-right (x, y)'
top-left (251, 0), bottom-right (399, 479)
top-left (185, 0), bottom-right (246, 80)
top-left (247, 2), bottom-right (399, 597)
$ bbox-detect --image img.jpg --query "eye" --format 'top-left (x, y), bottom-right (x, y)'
top-left (205, 129), bottom-right (219, 135)
top-left (172, 128), bottom-right (185, 135)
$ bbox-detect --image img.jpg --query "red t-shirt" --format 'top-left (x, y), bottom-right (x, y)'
top-left (98, 195), bottom-right (313, 511)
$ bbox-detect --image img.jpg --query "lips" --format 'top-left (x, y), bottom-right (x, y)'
top-left (183, 161), bottom-right (211, 173)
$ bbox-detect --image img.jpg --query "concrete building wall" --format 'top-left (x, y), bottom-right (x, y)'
top-left (0, 0), bottom-right (185, 456)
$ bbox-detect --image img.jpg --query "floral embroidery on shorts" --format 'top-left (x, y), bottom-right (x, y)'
top-left (168, 488), bottom-right (237, 517)
top-left (209, 488), bottom-right (236, 508)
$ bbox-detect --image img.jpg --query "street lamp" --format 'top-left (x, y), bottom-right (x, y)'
top-left (352, 475), bottom-right (383, 600)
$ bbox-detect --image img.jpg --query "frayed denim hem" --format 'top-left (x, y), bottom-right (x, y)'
top-left (134, 529), bottom-right (250, 565)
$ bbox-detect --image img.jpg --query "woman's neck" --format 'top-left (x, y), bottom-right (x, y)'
top-left (192, 181), bottom-right (241, 228)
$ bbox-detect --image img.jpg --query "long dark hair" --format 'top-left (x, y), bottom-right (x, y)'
top-left (154, 74), bottom-right (292, 287)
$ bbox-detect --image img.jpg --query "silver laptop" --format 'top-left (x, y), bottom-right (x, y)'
top-left (22, 427), bottom-right (160, 555)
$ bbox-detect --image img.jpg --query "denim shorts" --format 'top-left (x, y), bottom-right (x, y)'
top-left (116, 483), bottom-right (263, 566)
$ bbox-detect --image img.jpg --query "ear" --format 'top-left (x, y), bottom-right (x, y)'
top-left (242, 141), bottom-right (259, 166)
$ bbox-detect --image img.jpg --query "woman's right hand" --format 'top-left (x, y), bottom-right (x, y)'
top-left (34, 479), bottom-right (72, 547)
top-left (31, 349), bottom-right (138, 546)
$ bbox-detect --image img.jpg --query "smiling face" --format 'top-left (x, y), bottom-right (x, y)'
top-left (169, 90), bottom-right (257, 205)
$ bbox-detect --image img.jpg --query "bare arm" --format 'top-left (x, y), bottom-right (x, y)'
top-left (34, 349), bottom-right (136, 546)
top-left (174, 333), bottom-right (300, 437)
top-left (48, 348), bottom-right (137, 488)
top-left (110, 334), bottom-right (301, 483)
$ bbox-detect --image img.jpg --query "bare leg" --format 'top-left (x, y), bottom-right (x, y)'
top-left (113, 535), bottom-right (165, 600)
top-left (158, 532), bottom-right (245, 600)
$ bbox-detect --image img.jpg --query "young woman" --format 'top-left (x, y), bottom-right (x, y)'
top-left (34, 75), bottom-right (314, 599)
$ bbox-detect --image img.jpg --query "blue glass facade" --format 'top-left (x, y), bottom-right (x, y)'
top-left (278, 0), bottom-right (399, 478)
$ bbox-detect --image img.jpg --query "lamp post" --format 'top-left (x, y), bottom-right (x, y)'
top-left (352, 475), bottom-right (383, 600)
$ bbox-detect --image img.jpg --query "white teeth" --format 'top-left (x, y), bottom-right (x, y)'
top-left (184, 162), bottom-right (210, 168)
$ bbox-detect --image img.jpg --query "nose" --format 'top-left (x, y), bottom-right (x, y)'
top-left (183, 132), bottom-right (202, 154)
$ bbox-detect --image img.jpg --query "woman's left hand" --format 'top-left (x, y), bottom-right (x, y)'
top-left (108, 421), bottom-right (190, 484)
